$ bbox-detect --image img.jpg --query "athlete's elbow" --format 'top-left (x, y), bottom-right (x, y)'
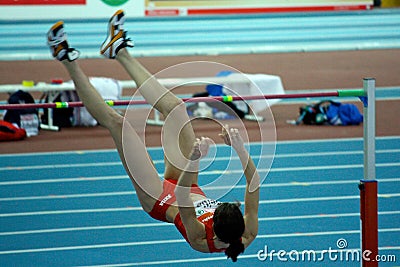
top-left (250, 229), bottom-right (258, 240)
top-left (244, 229), bottom-right (258, 244)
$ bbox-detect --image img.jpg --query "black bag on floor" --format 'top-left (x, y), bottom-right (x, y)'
top-left (3, 90), bottom-right (40, 136)
top-left (296, 101), bottom-right (329, 125)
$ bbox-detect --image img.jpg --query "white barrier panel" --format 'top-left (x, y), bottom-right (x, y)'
top-left (220, 73), bottom-right (284, 113)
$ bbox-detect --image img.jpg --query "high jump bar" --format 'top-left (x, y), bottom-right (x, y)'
top-left (0, 89), bottom-right (365, 110)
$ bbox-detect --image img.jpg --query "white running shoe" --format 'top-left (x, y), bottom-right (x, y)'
top-left (47, 21), bottom-right (80, 61)
top-left (100, 10), bottom-right (134, 59)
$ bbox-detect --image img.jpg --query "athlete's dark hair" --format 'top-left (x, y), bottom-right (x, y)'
top-left (213, 202), bottom-right (245, 262)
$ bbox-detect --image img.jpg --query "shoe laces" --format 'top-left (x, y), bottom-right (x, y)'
top-left (122, 31), bottom-right (134, 47)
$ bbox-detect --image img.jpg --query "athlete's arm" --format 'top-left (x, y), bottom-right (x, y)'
top-left (220, 126), bottom-right (260, 247)
top-left (175, 138), bottom-right (212, 248)
top-left (238, 147), bottom-right (260, 247)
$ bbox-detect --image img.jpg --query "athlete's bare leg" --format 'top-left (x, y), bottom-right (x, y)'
top-left (116, 48), bottom-right (197, 182)
top-left (61, 60), bottom-right (161, 212)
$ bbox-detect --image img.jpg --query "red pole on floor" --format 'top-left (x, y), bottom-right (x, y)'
top-left (359, 180), bottom-right (378, 266)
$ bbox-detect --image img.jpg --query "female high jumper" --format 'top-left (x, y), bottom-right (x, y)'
top-left (47, 10), bottom-right (260, 262)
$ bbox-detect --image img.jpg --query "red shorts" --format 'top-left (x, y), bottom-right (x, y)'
top-left (148, 178), bottom-right (206, 222)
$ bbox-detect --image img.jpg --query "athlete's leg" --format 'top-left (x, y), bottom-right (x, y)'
top-left (47, 20), bottom-right (161, 212)
top-left (116, 49), bottom-right (197, 181)
top-left (100, 10), bottom-right (197, 181)
top-left (61, 61), bottom-right (120, 129)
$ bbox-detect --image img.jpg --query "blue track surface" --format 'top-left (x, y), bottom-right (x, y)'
top-left (1, 136), bottom-right (399, 266)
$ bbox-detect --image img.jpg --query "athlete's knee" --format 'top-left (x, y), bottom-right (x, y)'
top-left (157, 94), bottom-right (185, 117)
top-left (102, 111), bottom-right (123, 131)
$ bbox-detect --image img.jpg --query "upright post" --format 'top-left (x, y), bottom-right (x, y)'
top-left (39, 91), bottom-right (60, 131)
top-left (359, 78), bottom-right (378, 266)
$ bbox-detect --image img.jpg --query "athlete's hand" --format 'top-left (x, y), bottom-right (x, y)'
top-left (190, 137), bottom-right (213, 160)
top-left (219, 125), bottom-right (245, 152)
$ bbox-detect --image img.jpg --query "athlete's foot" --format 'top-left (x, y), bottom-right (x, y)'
top-left (47, 21), bottom-right (80, 61)
top-left (100, 9), bottom-right (134, 59)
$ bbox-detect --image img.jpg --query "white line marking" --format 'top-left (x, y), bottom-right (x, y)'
top-left (0, 191), bottom-right (136, 201)
top-left (0, 238), bottom-right (186, 255)
top-left (0, 207), bottom-right (143, 217)
top-left (1, 211), bottom-right (399, 236)
top-left (259, 210), bottom-right (400, 222)
top-left (273, 136), bottom-right (400, 145)
top-left (1, 148), bottom-right (399, 171)
top-left (0, 149), bottom-right (118, 158)
top-left (256, 228), bottom-right (400, 239)
top-left (265, 162), bottom-right (399, 173)
top-left (0, 162), bottom-right (123, 171)
top-left (1, 194), bottom-right (399, 218)
top-left (76, 246), bottom-right (400, 267)
top-left (1, 228), bottom-right (398, 255)
top-left (1, 177), bottom-right (399, 202)
top-left (0, 222), bottom-right (169, 236)
top-left (1, 162), bottom-right (399, 186)
top-left (0, 136), bottom-right (398, 158)
top-left (259, 193), bottom-right (400, 205)
top-left (0, 175), bottom-right (129, 186)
